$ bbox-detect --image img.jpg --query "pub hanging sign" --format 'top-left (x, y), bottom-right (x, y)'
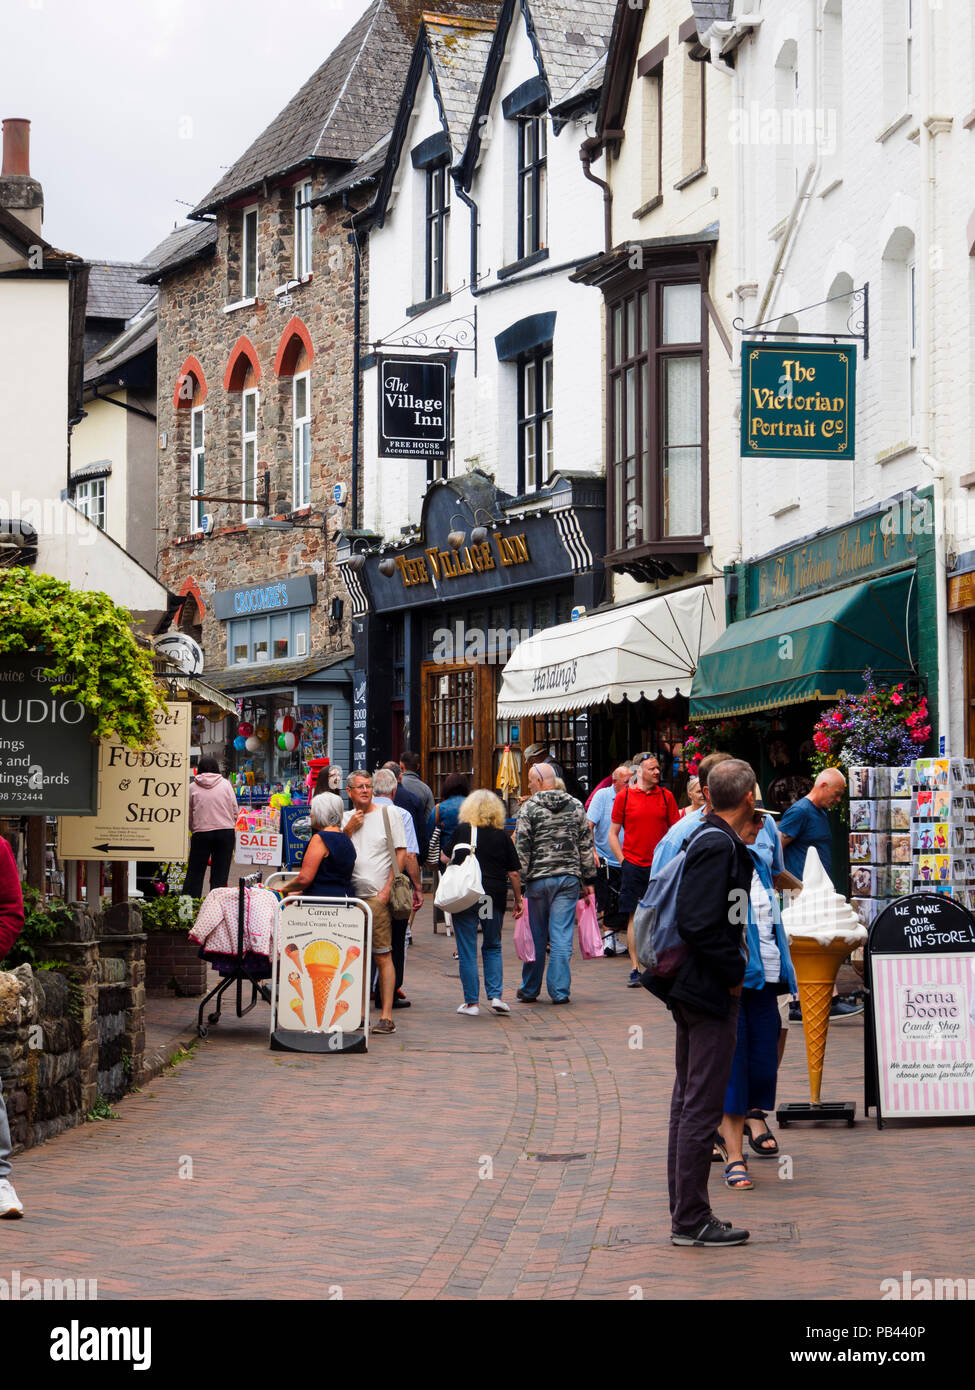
top-left (741, 341), bottom-right (856, 461)
top-left (378, 355), bottom-right (450, 459)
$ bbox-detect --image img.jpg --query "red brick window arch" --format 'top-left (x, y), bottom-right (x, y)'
top-left (223, 336), bottom-right (262, 392)
top-left (274, 316), bottom-right (315, 377)
top-left (173, 354), bottom-right (207, 410)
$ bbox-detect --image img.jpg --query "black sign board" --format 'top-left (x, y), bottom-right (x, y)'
top-left (865, 894), bottom-right (975, 1126)
top-left (351, 669), bottom-right (367, 767)
top-left (378, 355), bottom-right (449, 459)
top-left (0, 656), bottom-right (98, 814)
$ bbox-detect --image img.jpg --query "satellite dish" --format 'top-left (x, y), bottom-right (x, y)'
top-left (154, 632), bottom-right (204, 675)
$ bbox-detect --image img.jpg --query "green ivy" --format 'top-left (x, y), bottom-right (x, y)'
top-left (0, 886), bottom-right (74, 970)
top-left (0, 568), bottom-right (163, 745)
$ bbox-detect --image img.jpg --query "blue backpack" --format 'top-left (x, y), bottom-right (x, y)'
top-left (633, 826), bottom-right (726, 978)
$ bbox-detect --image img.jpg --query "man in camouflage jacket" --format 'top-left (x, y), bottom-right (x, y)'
top-left (514, 762), bottom-right (597, 1004)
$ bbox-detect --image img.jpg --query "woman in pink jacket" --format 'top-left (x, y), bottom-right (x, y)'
top-left (182, 757), bottom-right (238, 898)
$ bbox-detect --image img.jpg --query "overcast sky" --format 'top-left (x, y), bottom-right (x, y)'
top-left (0, 0), bottom-right (372, 262)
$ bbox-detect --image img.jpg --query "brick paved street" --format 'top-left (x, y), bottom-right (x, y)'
top-left (4, 905), bottom-right (973, 1301)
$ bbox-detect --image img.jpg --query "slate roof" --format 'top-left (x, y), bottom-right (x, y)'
top-left (83, 305), bottom-right (157, 387)
top-left (190, 0), bottom-right (439, 217)
top-left (426, 12), bottom-right (498, 154)
top-left (86, 261), bottom-right (156, 322)
top-left (526, 0), bottom-right (616, 105)
top-left (321, 134), bottom-right (392, 199)
top-left (139, 220), bottom-right (218, 285)
top-left (690, 1), bottom-right (734, 40)
top-left (549, 49), bottom-right (606, 117)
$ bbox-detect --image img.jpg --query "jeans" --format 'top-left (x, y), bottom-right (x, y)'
top-left (183, 828), bottom-right (236, 898)
top-left (521, 875), bottom-right (580, 1002)
top-left (453, 900), bottom-right (503, 1004)
top-left (0, 1074), bottom-right (12, 1181)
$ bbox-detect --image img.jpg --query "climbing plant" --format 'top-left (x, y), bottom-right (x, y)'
top-left (0, 568), bottom-right (163, 745)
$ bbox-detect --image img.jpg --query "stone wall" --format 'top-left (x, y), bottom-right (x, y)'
top-left (0, 902), bottom-right (148, 1156)
top-left (154, 182), bottom-right (372, 674)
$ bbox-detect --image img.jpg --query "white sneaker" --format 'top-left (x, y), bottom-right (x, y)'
top-left (457, 1003), bottom-right (479, 1015)
top-left (0, 1179), bottom-right (23, 1218)
top-left (489, 999), bottom-right (510, 1014)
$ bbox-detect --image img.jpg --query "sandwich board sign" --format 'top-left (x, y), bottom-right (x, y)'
top-left (271, 896), bottom-right (372, 1053)
top-left (58, 703), bottom-right (191, 860)
top-left (865, 893), bottom-right (975, 1125)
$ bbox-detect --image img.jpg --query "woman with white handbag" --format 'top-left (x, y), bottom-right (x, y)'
top-left (438, 790), bottom-right (522, 1016)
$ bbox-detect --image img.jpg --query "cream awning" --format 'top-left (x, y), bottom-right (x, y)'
top-left (497, 584), bottom-right (720, 717)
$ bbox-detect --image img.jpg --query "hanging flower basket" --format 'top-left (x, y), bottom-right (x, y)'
top-left (810, 669), bottom-right (929, 775)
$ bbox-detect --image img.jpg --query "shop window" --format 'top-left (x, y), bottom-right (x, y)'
top-left (518, 115), bottom-right (547, 258)
top-left (607, 275), bottom-right (705, 556)
top-left (294, 179), bottom-right (313, 280)
top-left (518, 346), bottom-right (553, 493)
top-left (74, 478), bottom-right (106, 531)
top-left (424, 666), bottom-right (475, 796)
top-left (293, 371), bottom-right (311, 508)
top-left (190, 406), bottom-right (205, 533)
top-left (228, 610), bottom-right (311, 665)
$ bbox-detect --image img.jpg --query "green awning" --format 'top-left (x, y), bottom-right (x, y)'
top-left (689, 570), bottom-right (918, 719)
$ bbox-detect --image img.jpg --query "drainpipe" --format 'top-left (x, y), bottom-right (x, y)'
top-left (580, 136), bottom-right (612, 256)
top-left (344, 194), bottom-right (361, 531)
top-left (452, 173), bottom-right (479, 297)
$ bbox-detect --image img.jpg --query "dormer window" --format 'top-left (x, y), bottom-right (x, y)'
top-left (242, 204), bottom-right (258, 299)
top-left (518, 115), bottom-right (547, 259)
top-left (294, 180), bottom-right (313, 280)
top-left (425, 165), bottom-right (449, 300)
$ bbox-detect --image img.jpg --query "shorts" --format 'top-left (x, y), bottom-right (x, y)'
top-left (364, 896), bottom-right (392, 954)
top-left (594, 863), bottom-right (626, 931)
top-left (618, 860), bottom-right (651, 915)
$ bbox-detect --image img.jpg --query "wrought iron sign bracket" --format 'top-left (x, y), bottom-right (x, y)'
top-left (733, 283), bottom-right (869, 358)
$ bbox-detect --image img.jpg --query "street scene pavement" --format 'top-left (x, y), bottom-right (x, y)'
top-left (5, 904), bottom-right (970, 1302)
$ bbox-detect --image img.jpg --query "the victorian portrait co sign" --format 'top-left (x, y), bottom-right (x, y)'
top-left (741, 341), bottom-right (856, 460)
top-left (0, 656), bottom-right (97, 815)
top-left (378, 355), bottom-right (450, 459)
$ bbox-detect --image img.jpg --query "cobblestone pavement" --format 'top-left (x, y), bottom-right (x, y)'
top-left (4, 905), bottom-right (973, 1300)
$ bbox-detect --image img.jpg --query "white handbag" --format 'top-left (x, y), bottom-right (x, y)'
top-left (434, 825), bottom-right (485, 913)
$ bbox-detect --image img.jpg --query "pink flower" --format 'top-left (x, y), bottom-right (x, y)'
top-left (890, 693), bottom-right (902, 705)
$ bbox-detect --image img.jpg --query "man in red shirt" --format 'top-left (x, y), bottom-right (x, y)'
top-left (0, 836), bottom-right (25, 1217)
top-left (609, 755), bottom-right (680, 986)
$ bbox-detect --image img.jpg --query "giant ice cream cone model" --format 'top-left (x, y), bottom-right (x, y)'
top-left (303, 940), bottom-right (341, 1027)
top-left (781, 847), bottom-right (867, 1105)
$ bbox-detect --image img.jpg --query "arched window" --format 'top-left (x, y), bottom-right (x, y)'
top-left (273, 317), bottom-right (315, 377)
top-left (172, 355), bottom-right (207, 410)
top-left (223, 336), bottom-right (262, 393)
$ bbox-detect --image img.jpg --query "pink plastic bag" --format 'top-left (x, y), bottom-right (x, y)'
top-left (513, 899), bottom-right (535, 962)
top-left (576, 895), bottom-right (604, 959)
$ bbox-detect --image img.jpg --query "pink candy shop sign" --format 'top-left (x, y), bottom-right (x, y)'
top-left (867, 895), bottom-right (975, 1122)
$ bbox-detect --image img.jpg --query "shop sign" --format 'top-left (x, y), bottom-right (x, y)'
top-left (948, 571), bottom-right (975, 614)
top-left (378, 355), bottom-right (449, 459)
top-left (741, 341), bottom-right (855, 460)
top-left (867, 894), bottom-right (975, 1121)
top-left (213, 574), bottom-right (317, 620)
top-left (236, 829), bottom-right (283, 866)
top-left (153, 632), bottom-right (204, 674)
top-left (747, 507), bottom-right (917, 614)
top-left (0, 656), bottom-right (97, 816)
top-left (393, 532), bottom-right (532, 590)
top-left (273, 897), bottom-right (371, 1037)
top-left (352, 669), bottom-right (367, 766)
top-left (58, 703), bottom-right (191, 860)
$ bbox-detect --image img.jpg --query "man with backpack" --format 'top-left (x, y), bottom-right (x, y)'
top-left (643, 759), bottom-right (758, 1248)
top-left (608, 754), bottom-right (680, 987)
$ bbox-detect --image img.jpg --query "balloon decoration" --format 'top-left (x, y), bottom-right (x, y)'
top-left (238, 721), bottom-right (254, 737)
top-left (233, 736), bottom-right (247, 751)
top-left (245, 735), bottom-right (260, 752)
top-left (256, 726), bottom-right (271, 742)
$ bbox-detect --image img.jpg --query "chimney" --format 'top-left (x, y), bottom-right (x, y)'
top-left (1, 118), bottom-right (43, 235)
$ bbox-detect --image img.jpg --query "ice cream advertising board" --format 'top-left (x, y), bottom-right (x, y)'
top-left (867, 894), bottom-right (975, 1121)
top-left (271, 896), bottom-right (371, 1053)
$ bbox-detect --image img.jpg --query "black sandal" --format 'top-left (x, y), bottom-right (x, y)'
top-left (744, 1109), bottom-right (779, 1157)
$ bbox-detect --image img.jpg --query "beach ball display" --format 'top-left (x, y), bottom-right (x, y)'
top-left (233, 736), bottom-right (247, 751)
top-left (238, 721), bottom-right (254, 737)
top-left (275, 714), bottom-right (285, 733)
top-left (282, 715), bottom-right (294, 733)
top-left (245, 735), bottom-right (260, 752)
top-left (256, 726), bottom-right (271, 742)
top-left (278, 731), bottom-right (297, 751)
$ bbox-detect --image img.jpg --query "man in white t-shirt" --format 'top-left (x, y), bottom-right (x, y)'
top-left (343, 770), bottom-right (407, 1034)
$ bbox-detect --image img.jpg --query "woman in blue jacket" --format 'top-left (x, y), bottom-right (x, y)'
top-left (716, 825), bottom-right (797, 1189)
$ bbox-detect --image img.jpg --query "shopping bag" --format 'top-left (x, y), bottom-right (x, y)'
top-left (513, 899), bottom-right (534, 962)
top-left (434, 827), bottom-right (484, 913)
top-left (576, 895), bottom-right (604, 959)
